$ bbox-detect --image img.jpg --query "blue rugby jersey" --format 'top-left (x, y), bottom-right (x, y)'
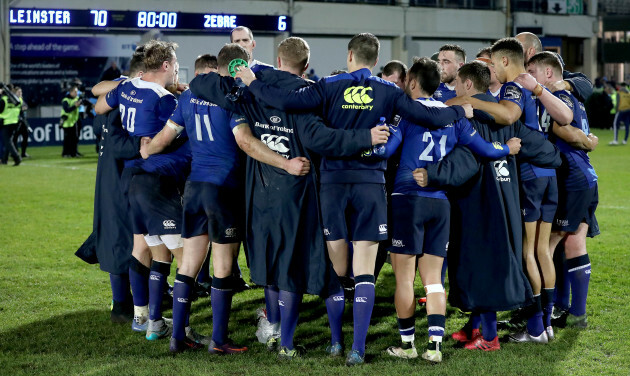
top-left (499, 81), bottom-right (554, 181)
top-left (169, 89), bottom-right (246, 188)
top-left (247, 67), bottom-right (466, 184)
top-left (544, 90), bottom-right (597, 191)
top-left (384, 98), bottom-right (510, 200)
top-left (105, 77), bottom-right (190, 178)
top-left (433, 82), bottom-right (457, 103)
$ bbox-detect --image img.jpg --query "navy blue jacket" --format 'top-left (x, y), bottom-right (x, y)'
top-left (426, 93), bottom-right (561, 312)
top-left (246, 68), bottom-right (466, 184)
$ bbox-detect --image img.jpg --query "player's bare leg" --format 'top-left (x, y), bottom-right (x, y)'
top-left (523, 221), bottom-right (541, 294)
top-left (386, 253), bottom-right (418, 359)
top-left (327, 239), bottom-right (349, 277)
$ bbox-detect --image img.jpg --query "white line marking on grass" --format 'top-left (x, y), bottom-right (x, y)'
top-left (21, 162), bottom-right (97, 172)
top-left (600, 205), bottom-right (630, 210)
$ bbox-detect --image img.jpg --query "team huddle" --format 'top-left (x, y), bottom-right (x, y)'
top-left (90, 27), bottom-right (598, 366)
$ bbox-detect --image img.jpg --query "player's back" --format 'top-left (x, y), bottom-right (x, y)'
top-left (393, 98), bottom-right (465, 199)
top-left (549, 91), bottom-right (597, 190)
top-left (106, 77), bottom-right (177, 137)
top-left (172, 90), bottom-right (243, 188)
top-left (433, 82), bottom-right (457, 103)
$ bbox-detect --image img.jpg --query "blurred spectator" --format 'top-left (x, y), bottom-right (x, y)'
top-left (11, 86), bottom-right (31, 158)
top-left (101, 61), bottom-right (122, 81)
top-left (60, 86), bottom-right (82, 158)
top-left (610, 82), bottom-right (630, 145)
top-left (585, 77), bottom-right (613, 129)
top-left (0, 84), bottom-right (23, 166)
top-left (307, 68), bottom-right (320, 81)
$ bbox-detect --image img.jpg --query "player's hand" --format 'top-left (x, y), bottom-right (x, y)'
top-left (371, 124), bottom-right (390, 145)
top-left (587, 133), bottom-right (599, 151)
top-left (445, 96), bottom-right (468, 106)
top-left (285, 156), bottom-right (310, 176)
top-left (506, 137), bottom-right (522, 155)
top-left (461, 103), bottom-right (474, 119)
top-left (413, 168), bottom-right (429, 187)
top-left (140, 137), bottom-right (151, 159)
top-left (549, 80), bottom-right (570, 93)
top-left (177, 82), bottom-right (189, 93)
top-left (235, 66), bottom-right (256, 86)
top-left (513, 73), bottom-right (538, 91)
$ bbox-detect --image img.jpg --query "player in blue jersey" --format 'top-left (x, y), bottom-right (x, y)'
top-left (95, 40), bottom-right (189, 340)
top-left (447, 38), bottom-right (573, 344)
top-left (234, 32), bottom-right (472, 366)
top-left (526, 52), bottom-right (599, 332)
top-left (230, 26), bottom-right (273, 73)
top-left (378, 58), bottom-right (521, 363)
top-left (433, 44), bottom-right (465, 103)
top-left (143, 44), bottom-right (311, 354)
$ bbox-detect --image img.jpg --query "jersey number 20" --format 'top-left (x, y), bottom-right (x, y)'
top-left (119, 104), bottom-right (136, 133)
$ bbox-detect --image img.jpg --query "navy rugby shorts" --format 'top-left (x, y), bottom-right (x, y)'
top-left (182, 180), bottom-right (244, 243)
top-left (552, 184), bottom-right (599, 237)
top-left (128, 173), bottom-right (183, 236)
top-left (387, 194), bottom-right (450, 257)
top-left (320, 183), bottom-right (388, 242)
top-left (520, 176), bottom-right (558, 223)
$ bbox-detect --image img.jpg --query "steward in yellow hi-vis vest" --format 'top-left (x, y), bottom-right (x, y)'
top-left (60, 86), bottom-right (82, 158)
top-left (0, 84), bottom-right (23, 165)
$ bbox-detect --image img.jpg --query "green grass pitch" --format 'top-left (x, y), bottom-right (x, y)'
top-left (0, 129), bottom-right (628, 375)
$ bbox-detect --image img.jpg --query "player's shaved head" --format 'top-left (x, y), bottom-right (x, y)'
top-left (143, 40), bottom-right (178, 71)
top-left (527, 51), bottom-right (563, 77)
top-left (194, 54), bottom-right (218, 74)
top-left (408, 57), bottom-right (441, 96)
top-left (457, 61), bottom-right (491, 93)
top-left (516, 32), bottom-right (543, 54)
top-left (439, 44), bottom-right (466, 63)
top-left (217, 43), bottom-right (250, 70)
top-left (348, 33), bottom-right (380, 66)
top-left (278, 37), bottom-right (310, 72)
top-left (491, 38), bottom-right (524, 66)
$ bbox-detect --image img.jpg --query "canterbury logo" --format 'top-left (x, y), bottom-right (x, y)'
top-left (342, 86), bottom-right (374, 110)
top-left (163, 220), bottom-right (176, 229)
top-left (355, 297), bottom-right (368, 303)
top-left (261, 134), bottom-right (290, 154)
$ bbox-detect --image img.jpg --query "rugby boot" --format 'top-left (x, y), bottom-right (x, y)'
top-left (507, 330), bottom-right (549, 344)
top-left (208, 339), bottom-right (248, 355)
top-left (169, 336), bottom-right (204, 353)
top-left (386, 341), bottom-right (418, 359)
top-left (464, 336), bottom-right (500, 351)
top-left (421, 340), bottom-right (442, 363)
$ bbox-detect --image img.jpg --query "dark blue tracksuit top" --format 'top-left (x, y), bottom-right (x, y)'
top-left (247, 67), bottom-right (466, 184)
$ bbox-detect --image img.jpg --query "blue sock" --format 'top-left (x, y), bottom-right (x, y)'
top-left (441, 259), bottom-right (448, 286)
top-left (352, 274), bottom-right (375, 356)
top-left (427, 314), bottom-right (445, 342)
top-left (129, 256), bottom-right (150, 307)
top-left (172, 274), bottom-right (194, 341)
top-left (471, 313), bottom-right (481, 330)
top-left (211, 276), bottom-right (233, 345)
top-left (109, 273), bottom-right (131, 303)
top-left (265, 286), bottom-right (280, 325)
top-left (526, 295), bottom-right (544, 336)
top-left (567, 254), bottom-right (591, 316)
top-left (197, 253), bottom-right (211, 284)
top-left (554, 247), bottom-right (571, 310)
top-left (397, 316), bottom-right (415, 342)
top-left (480, 311), bottom-right (497, 341)
top-left (279, 290), bottom-right (302, 350)
top-left (148, 261), bottom-right (171, 321)
top-left (325, 287), bottom-right (345, 345)
top-left (542, 288), bottom-right (555, 327)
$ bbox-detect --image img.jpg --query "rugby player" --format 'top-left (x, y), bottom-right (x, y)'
top-left (95, 40), bottom-right (190, 341)
top-left (417, 61), bottom-right (562, 351)
top-left (527, 52), bottom-right (599, 331)
top-left (475, 47), bottom-right (502, 99)
top-left (433, 45), bottom-right (466, 103)
top-left (379, 58), bottom-right (520, 363)
top-left (381, 60), bottom-right (407, 90)
top-left (234, 32), bottom-right (472, 365)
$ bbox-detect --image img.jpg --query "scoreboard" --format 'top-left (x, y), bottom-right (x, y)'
top-left (8, 8), bottom-right (291, 33)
